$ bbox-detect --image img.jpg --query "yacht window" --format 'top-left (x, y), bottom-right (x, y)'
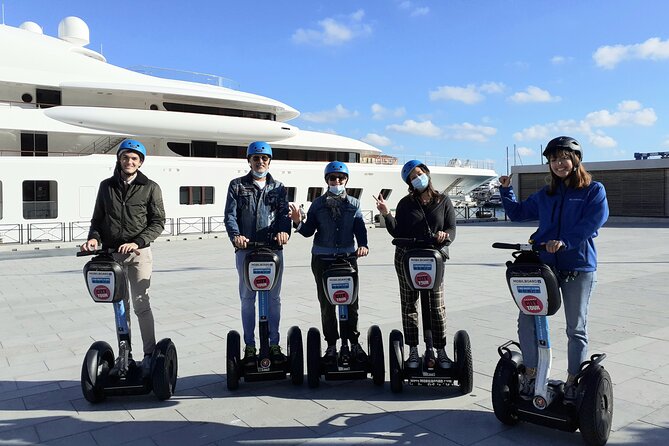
top-left (21, 133), bottom-right (48, 157)
top-left (163, 102), bottom-right (276, 121)
top-left (379, 189), bottom-right (392, 200)
top-left (36, 89), bottom-right (61, 108)
top-left (345, 188), bottom-right (363, 199)
top-left (192, 141), bottom-right (217, 158)
top-left (23, 180), bottom-right (58, 219)
top-left (285, 187), bottom-right (296, 202)
top-left (0, 181), bottom-right (3, 219)
top-left (180, 186), bottom-right (215, 205)
top-left (307, 187), bottom-right (323, 202)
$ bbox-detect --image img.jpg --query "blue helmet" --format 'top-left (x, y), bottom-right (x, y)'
top-left (401, 159), bottom-right (428, 184)
top-left (247, 141), bottom-right (272, 159)
top-left (324, 161), bottom-right (349, 180)
top-left (117, 139), bottom-right (146, 161)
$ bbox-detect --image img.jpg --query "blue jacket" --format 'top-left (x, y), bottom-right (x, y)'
top-left (296, 193), bottom-right (368, 255)
top-left (224, 172), bottom-right (291, 247)
top-left (500, 181), bottom-right (609, 272)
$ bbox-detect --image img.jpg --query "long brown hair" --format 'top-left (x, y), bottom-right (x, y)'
top-left (546, 149), bottom-right (592, 195)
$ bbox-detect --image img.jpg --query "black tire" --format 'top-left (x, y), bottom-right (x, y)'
top-left (152, 339), bottom-right (178, 400)
top-left (454, 330), bottom-right (473, 395)
top-left (367, 325), bottom-right (385, 386)
top-left (287, 326), bottom-right (304, 386)
top-left (81, 341), bottom-right (114, 403)
top-left (226, 330), bottom-right (241, 391)
top-left (306, 327), bottom-right (322, 388)
top-left (491, 357), bottom-right (520, 425)
top-left (579, 367), bottom-right (613, 446)
top-left (388, 329), bottom-right (404, 393)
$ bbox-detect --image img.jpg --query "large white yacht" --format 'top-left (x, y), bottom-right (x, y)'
top-left (0, 17), bottom-right (497, 245)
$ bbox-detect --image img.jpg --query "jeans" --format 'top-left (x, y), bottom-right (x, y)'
top-left (236, 249), bottom-right (283, 347)
top-left (518, 270), bottom-right (597, 376)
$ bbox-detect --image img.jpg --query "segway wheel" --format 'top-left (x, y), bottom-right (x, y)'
top-left (226, 330), bottom-right (241, 391)
top-left (81, 341), bottom-right (114, 403)
top-left (491, 357), bottom-right (520, 425)
top-left (389, 329), bottom-right (404, 393)
top-left (367, 325), bottom-right (385, 386)
top-left (454, 330), bottom-right (473, 395)
top-left (306, 327), bottom-right (321, 388)
top-left (287, 326), bottom-right (304, 386)
top-left (152, 339), bottom-right (178, 400)
top-left (578, 367), bottom-right (613, 446)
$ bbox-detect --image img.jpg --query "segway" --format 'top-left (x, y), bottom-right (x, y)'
top-left (226, 241), bottom-right (303, 389)
top-left (306, 254), bottom-right (385, 388)
top-left (77, 250), bottom-right (177, 403)
top-left (491, 242), bottom-right (613, 446)
top-left (387, 237), bottom-right (473, 394)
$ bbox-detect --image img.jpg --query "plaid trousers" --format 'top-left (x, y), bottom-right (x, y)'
top-left (394, 247), bottom-right (447, 349)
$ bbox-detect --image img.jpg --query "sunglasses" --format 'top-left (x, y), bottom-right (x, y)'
top-left (327, 174), bottom-right (347, 182)
top-left (251, 155), bottom-right (270, 162)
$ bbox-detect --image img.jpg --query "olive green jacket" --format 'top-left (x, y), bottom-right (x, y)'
top-left (87, 167), bottom-right (165, 249)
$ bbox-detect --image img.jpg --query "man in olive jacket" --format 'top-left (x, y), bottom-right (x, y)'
top-left (81, 139), bottom-right (165, 362)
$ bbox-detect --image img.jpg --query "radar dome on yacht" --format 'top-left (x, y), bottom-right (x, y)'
top-left (58, 16), bottom-right (90, 46)
top-left (19, 21), bottom-right (43, 34)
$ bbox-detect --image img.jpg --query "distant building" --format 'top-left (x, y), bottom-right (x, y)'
top-left (362, 154), bottom-right (398, 165)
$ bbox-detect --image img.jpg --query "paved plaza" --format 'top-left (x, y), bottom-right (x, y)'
top-left (0, 221), bottom-right (668, 445)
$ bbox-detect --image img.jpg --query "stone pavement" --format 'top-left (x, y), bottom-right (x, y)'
top-left (0, 221), bottom-right (668, 445)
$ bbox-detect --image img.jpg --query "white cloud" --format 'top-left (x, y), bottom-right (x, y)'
top-left (584, 101), bottom-right (656, 127)
top-left (398, 1), bottom-right (429, 16)
top-left (588, 132), bottom-right (617, 148)
top-left (387, 119), bottom-right (442, 137)
top-left (300, 104), bottom-right (359, 123)
top-left (446, 123), bottom-right (497, 142)
top-left (551, 56), bottom-right (566, 65)
top-left (516, 146), bottom-right (535, 157)
top-left (429, 82), bottom-right (504, 104)
top-left (292, 10), bottom-right (372, 46)
top-left (593, 37), bottom-right (669, 69)
top-left (371, 103), bottom-right (406, 120)
top-left (411, 7), bottom-right (430, 16)
top-left (509, 86), bottom-right (561, 103)
top-left (361, 133), bottom-right (392, 147)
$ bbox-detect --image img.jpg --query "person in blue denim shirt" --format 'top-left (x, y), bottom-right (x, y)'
top-left (498, 136), bottom-right (609, 403)
top-left (224, 141), bottom-right (291, 366)
top-left (289, 161), bottom-right (369, 364)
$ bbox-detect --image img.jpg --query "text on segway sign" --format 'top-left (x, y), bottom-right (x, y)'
top-left (93, 285), bottom-right (111, 301)
top-left (86, 271), bottom-right (116, 302)
top-left (248, 261), bottom-right (276, 291)
top-left (409, 258), bottom-right (436, 289)
top-left (326, 276), bottom-right (355, 305)
top-left (509, 277), bottom-right (550, 315)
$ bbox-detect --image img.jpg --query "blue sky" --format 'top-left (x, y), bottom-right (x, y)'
top-left (5, 0), bottom-right (669, 175)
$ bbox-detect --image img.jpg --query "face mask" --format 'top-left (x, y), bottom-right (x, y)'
top-left (411, 174), bottom-right (429, 191)
top-left (328, 185), bottom-right (346, 195)
top-left (252, 170), bottom-right (268, 179)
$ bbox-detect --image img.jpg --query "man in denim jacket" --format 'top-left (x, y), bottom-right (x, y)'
top-left (224, 141), bottom-right (291, 365)
top-left (289, 161), bottom-right (369, 365)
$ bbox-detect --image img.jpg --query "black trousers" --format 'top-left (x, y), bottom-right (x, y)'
top-left (311, 254), bottom-right (360, 345)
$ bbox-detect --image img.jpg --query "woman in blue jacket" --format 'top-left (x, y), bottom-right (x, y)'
top-left (498, 136), bottom-right (609, 402)
top-left (289, 161), bottom-right (369, 365)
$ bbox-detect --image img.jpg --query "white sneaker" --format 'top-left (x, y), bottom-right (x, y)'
top-left (406, 346), bottom-right (419, 368)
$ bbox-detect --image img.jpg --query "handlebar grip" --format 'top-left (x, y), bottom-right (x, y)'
top-left (491, 242), bottom-right (520, 250)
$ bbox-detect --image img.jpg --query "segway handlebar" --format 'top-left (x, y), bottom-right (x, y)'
top-left (492, 242), bottom-right (547, 252)
top-left (245, 240), bottom-right (281, 250)
top-left (392, 236), bottom-right (447, 249)
top-left (76, 247), bottom-right (141, 257)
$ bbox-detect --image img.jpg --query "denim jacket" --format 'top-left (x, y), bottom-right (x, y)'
top-left (296, 193), bottom-right (368, 255)
top-left (224, 172), bottom-right (291, 247)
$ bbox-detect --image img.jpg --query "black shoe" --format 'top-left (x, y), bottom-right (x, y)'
top-left (270, 345), bottom-right (287, 364)
top-left (243, 345), bottom-right (257, 366)
top-left (563, 383), bottom-right (577, 405)
top-left (323, 345), bottom-right (337, 365)
top-left (350, 343), bottom-right (368, 363)
top-left (519, 374), bottom-right (535, 400)
top-left (142, 353), bottom-right (153, 376)
top-left (437, 348), bottom-right (453, 369)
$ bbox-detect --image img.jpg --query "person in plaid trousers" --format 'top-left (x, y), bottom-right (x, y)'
top-left (375, 160), bottom-right (456, 368)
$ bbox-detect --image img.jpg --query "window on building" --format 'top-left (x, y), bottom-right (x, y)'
top-left (285, 187), bottom-right (296, 202)
top-left (23, 180), bottom-right (58, 219)
top-left (36, 89), bottom-right (62, 108)
top-left (345, 188), bottom-right (363, 199)
top-left (21, 133), bottom-right (48, 157)
top-left (307, 187), bottom-right (323, 202)
top-left (179, 186), bottom-right (215, 205)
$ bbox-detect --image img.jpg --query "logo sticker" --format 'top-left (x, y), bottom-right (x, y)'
top-left (415, 272), bottom-right (432, 287)
top-left (93, 285), bottom-right (111, 301)
top-left (521, 295), bottom-right (544, 313)
top-left (254, 275), bottom-right (270, 289)
top-left (333, 290), bottom-right (350, 303)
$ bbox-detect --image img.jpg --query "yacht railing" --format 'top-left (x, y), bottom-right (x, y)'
top-left (128, 65), bottom-right (239, 89)
top-left (363, 154), bottom-right (495, 170)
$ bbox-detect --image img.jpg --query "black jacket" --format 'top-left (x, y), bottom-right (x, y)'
top-left (87, 167), bottom-right (165, 249)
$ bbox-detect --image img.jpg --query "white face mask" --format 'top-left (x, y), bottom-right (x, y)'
top-left (252, 170), bottom-right (268, 179)
top-left (328, 184), bottom-right (346, 195)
